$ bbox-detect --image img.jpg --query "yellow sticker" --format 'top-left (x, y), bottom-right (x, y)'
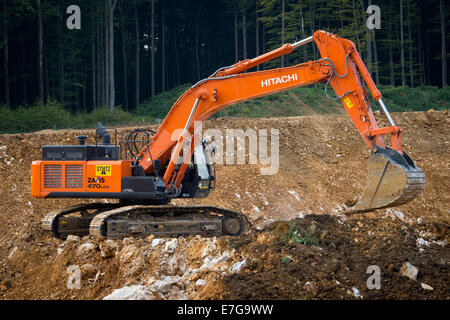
top-left (343, 96), bottom-right (354, 109)
top-left (96, 165), bottom-right (112, 176)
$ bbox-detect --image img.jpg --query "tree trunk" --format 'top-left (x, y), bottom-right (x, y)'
top-left (366, 29), bottom-right (372, 72)
top-left (419, 44), bottom-right (425, 86)
top-left (58, 0), bottom-right (64, 104)
top-left (174, 32), bottom-right (180, 86)
top-left (83, 63), bottom-right (87, 112)
top-left (418, 29), bottom-right (425, 86)
top-left (255, 0), bottom-right (259, 70)
top-left (242, 14), bottom-right (247, 59)
top-left (299, 4), bottom-right (307, 61)
top-left (161, 0), bottom-right (166, 92)
top-left (440, 0), bottom-right (447, 86)
top-left (37, 0), bottom-right (44, 103)
top-left (426, 37), bottom-right (430, 85)
top-left (97, 9), bottom-right (103, 107)
top-left (91, 6), bottom-right (96, 109)
top-left (389, 45), bottom-right (395, 86)
top-left (338, 1), bottom-right (344, 31)
top-left (195, 18), bottom-right (200, 80)
top-left (373, 32), bottom-right (379, 85)
top-left (357, 0), bottom-right (365, 61)
top-left (74, 64), bottom-right (79, 112)
top-left (281, 0), bottom-right (285, 67)
top-left (234, 11), bottom-right (238, 61)
top-left (3, 0), bottom-right (10, 107)
top-left (417, 0), bottom-right (425, 86)
top-left (352, 0), bottom-right (361, 51)
top-left (407, 0), bottom-right (414, 87)
top-left (22, 43), bottom-right (27, 105)
top-left (45, 46), bottom-right (49, 100)
top-left (120, 1), bottom-right (128, 111)
top-left (104, 2), bottom-right (109, 107)
top-left (134, 0), bottom-right (140, 106)
top-left (151, 0), bottom-right (155, 97)
top-left (400, 0), bottom-right (406, 86)
top-left (206, 33), bottom-right (211, 74)
top-left (388, 18), bottom-right (395, 86)
top-left (108, 0), bottom-right (117, 112)
top-left (309, 2), bottom-right (317, 60)
top-left (262, 22), bottom-right (265, 69)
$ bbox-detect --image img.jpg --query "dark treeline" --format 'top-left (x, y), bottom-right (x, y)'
top-left (0, 0), bottom-right (448, 113)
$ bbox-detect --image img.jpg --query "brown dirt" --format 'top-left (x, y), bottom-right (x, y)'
top-left (0, 111), bottom-right (448, 299)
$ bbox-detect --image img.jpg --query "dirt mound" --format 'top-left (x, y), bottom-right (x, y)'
top-left (210, 215), bottom-right (449, 299)
top-left (0, 111), bottom-right (448, 299)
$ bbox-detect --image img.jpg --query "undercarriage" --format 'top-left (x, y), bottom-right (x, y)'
top-left (42, 203), bottom-right (248, 239)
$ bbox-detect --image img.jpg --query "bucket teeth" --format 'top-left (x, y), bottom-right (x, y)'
top-left (344, 148), bottom-right (425, 214)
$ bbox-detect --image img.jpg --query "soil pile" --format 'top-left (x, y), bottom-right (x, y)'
top-left (0, 111), bottom-right (448, 299)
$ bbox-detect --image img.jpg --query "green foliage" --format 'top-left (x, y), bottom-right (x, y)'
top-left (369, 85), bottom-right (450, 112)
top-left (214, 85), bottom-right (450, 119)
top-left (0, 84), bottom-right (195, 134)
top-left (135, 84), bottom-right (192, 120)
top-left (296, 224), bottom-right (319, 246)
top-left (0, 106), bottom-right (16, 133)
top-left (0, 103), bottom-right (139, 134)
top-left (0, 85), bottom-right (448, 134)
top-left (281, 255), bottom-right (292, 266)
top-left (274, 221), bottom-right (319, 246)
top-left (0, 101), bottom-right (71, 133)
top-left (70, 107), bottom-right (137, 129)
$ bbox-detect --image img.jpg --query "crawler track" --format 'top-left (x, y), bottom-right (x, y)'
top-left (42, 203), bottom-right (248, 239)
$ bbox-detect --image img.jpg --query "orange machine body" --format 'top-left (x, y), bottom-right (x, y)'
top-left (31, 160), bottom-right (132, 198)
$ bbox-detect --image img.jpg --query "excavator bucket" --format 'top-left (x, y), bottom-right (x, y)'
top-left (345, 148), bottom-right (425, 214)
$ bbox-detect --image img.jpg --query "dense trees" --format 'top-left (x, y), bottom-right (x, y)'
top-left (440, 0), bottom-right (447, 87)
top-left (2, 0), bottom-right (9, 107)
top-left (0, 0), bottom-right (448, 113)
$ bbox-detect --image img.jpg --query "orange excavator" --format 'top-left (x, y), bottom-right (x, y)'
top-left (31, 30), bottom-right (425, 239)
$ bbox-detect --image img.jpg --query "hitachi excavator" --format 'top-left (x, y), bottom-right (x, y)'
top-left (31, 30), bottom-right (425, 239)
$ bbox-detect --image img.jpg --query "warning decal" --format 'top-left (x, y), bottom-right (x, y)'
top-left (343, 96), bottom-right (354, 109)
top-left (95, 165), bottom-right (111, 176)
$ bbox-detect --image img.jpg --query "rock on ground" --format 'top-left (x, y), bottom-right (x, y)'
top-left (400, 262), bottom-right (419, 281)
top-left (103, 285), bottom-right (153, 300)
top-left (100, 240), bottom-right (119, 258)
top-left (76, 242), bottom-right (95, 256)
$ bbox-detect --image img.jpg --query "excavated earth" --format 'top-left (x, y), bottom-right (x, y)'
top-left (0, 111), bottom-right (448, 300)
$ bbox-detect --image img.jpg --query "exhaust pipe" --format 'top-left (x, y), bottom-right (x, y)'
top-left (96, 122), bottom-right (110, 145)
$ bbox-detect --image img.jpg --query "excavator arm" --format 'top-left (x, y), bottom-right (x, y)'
top-left (136, 30), bottom-right (425, 213)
